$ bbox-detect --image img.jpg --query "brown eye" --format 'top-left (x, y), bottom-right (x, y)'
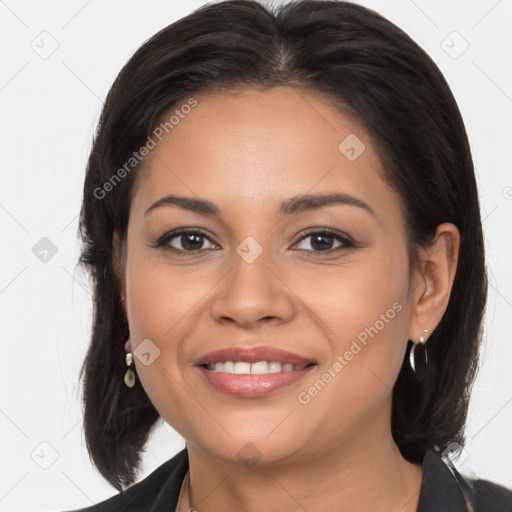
top-left (155, 229), bottom-right (217, 253)
top-left (294, 229), bottom-right (354, 253)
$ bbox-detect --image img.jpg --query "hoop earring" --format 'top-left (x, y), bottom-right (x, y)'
top-left (124, 337), bottom-right (136, 388)
top-left (409, 329), bottom-right (429, 380)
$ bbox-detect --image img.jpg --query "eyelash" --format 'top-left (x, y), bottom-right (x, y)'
top-left (152, 227), bottom-right (354, 256)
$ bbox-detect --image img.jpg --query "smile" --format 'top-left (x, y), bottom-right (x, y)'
top-left (194, 345), bottom-right (317, 397)
top-left (204, 361), bottom-right (309, 374)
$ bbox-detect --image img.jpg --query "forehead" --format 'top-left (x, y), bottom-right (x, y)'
top-left (131, 87), bottom-right (402, 225)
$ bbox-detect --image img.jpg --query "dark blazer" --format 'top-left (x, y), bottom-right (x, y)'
top-left (65, 448), bottom-right (512, 511)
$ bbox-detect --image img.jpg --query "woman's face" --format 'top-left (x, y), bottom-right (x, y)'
top-left (119, 86), bottom-right (425, 465)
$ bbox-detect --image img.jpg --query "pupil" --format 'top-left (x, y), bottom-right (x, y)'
top-left (182, 234), bottom-right (203, 250)
top-left (311, 234), bottom-right (333, 251)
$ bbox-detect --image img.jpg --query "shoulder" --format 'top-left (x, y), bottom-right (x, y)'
top-left (420, 449), bottom-right (512, 511)
top-left (461, 473), bottom-right (512, 511)
top-left (62, 447), bottom-right (189, 512)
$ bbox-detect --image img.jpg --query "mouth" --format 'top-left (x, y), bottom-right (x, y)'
top-left (194, 346), bottom-right (317, 397)
top-left (204, 361), bottom-right (312, 374)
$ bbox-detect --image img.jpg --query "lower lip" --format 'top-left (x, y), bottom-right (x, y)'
top-left (197, 365), bottom-right (316, 398)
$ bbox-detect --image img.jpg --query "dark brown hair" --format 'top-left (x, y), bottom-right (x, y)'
top-left (78, 0), bottom-right (487, 490)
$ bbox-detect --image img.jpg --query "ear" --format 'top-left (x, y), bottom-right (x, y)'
top-left (408, 222), bottom-right (460, 342)
top-left (112, 231), bottom-right (127, 315)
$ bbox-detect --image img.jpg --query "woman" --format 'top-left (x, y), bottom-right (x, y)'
top-left (67, 0), bottom-right (512, 510)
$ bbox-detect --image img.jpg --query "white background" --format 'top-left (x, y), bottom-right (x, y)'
top-left (1, 1), bottom-right (511, 511)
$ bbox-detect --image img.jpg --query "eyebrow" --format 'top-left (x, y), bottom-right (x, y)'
top-left (144, 192), bottom-right (376, 218)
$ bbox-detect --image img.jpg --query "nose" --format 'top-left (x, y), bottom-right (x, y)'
top-left (210, 248), bottom-right (296, 329)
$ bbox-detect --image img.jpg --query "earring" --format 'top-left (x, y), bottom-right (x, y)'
top-left (409, 329), bottom-right (429, 380)
top-left (124, 337), bottom-right (136, 388)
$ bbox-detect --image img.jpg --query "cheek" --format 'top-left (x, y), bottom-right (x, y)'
top-left (125, 246), bottom-right (212, 344)
top-left (126, 264), bottom-right (185, 341)
top-left (311, 247), bottom-right (409, 348)
top-left (293, 251), bottom-right (410, 442)
top-left (310, 245), bottom-right (410, 392)
top-left (123, 250), bottom-right (232, 426)
top-left (123, 260), bottom-right (205, 436)
top-left (123, 253), bottom-right (196, 390)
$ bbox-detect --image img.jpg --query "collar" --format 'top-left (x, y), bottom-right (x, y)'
top-left (417, 450), bottom-right (471, 511)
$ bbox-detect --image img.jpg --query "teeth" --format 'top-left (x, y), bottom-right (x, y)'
top-left (206, 361), bottom-right (308, 374)
top-left (251, 361), bottom-right (269, 374)
top-left (269, 361), bottom-right (282, 373)
top-left (223, 361), bottom-right (234, 373)
top-left (234, 362), bottom-right (251, 374)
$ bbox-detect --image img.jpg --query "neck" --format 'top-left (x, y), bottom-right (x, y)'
top-left (180, 421), bottom-right (422, 512)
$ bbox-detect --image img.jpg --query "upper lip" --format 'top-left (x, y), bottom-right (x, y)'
top-left (194, 346), bottom-right (316, 366)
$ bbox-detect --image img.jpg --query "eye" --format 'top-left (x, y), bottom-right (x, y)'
top-left (153, 227), bottom-right (354, 255)
top-left (154, 229), bottom-right (218, 254)
top-left (293, 228), bottom-right (354, 253)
